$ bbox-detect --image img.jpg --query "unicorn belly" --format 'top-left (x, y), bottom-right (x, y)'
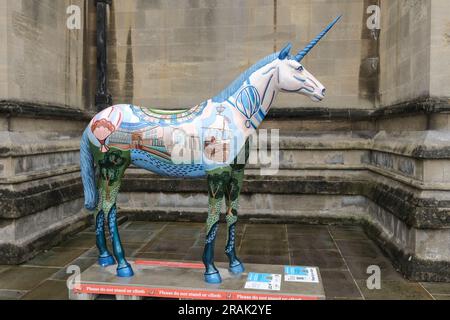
top-left (130, 149), bottom-right (207, 178)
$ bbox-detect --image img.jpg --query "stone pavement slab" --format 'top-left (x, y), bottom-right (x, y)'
top-left (0, 222), bottom-right (438, 300)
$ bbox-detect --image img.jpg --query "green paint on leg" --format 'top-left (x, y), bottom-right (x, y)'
top-left (92, 146), bottom-right (130, 213)
top-left (205, 167), bottom-right (231, 234)
top-left (226, 214), bottom-right (238, 226)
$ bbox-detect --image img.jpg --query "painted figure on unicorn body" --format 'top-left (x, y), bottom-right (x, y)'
top-left (81, 16), bottom-right (342, 283)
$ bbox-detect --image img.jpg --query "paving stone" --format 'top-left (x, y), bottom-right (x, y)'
top-left (335, 239), bottom-right (384, 259)
top-left (345, 256), bottom-right (404, 281)
top-left (0, 266), bottom-right (59, 291)
top-left (77, 247), bottom-right (99, 258)
top-left (83, 224), bottom-right (96, 233)
top-left (356, 280), bottom-right (433, 300)
top-left (140, 238), bottom-right (196, 253)
top-left (124, 243), bottom-right (149, 257)
top-left (165, 222), bottom-right (204, 229)
top-left (320, 270), bottom-right (363, 299)
top-left (23, 247), bottom-right (87, 268)
top-left (329, 226), bottom-right (368, 240)
top-left (50, 257), bottom-right (98, 281)
top-left (420, 282), bottom-right (450, 295)
top-left (287, 224), bottom-right (329, 235)
top-left (58, 233), bottom-right (96, 249)
top-left (157, 227), bottom-right (204, 240)
top-left (0, 266), bottom-right (10, 274)
top-left (0, 289), bottom-right (27, 300)
top-left (244, 231), bottom-right (287, 241)
top-left (2, 221), bottom-right (438, 300)
top-left (240, 239), bottom-right (289, 256)
top-left (182, 245), bottom-right (231, 263)
top-left (119, 230), bottom-right (155, 244)
top-left (80, 243), bottom-right (143, 258)
top-left (21, 280), bottom-right (68, 300)
top-left (288, 234), bottom-right (337, 250)
top-left (290, 249), bottom-right (347, 270)
top-left (239, 254), bottom-right (290, 265)
top-left (120, 221), bottom-right (167, 231)
top-left (245, 224), bottom-right (286, 234)
top-left (183, 246), bottom-right (204, 262)
top-left (158, 230), bottom-right (201, 240)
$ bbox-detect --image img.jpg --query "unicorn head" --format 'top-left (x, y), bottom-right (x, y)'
top-left (274, 16), bottom-right (342, 102)
top-left (212, 16), bottom-right (342, 129)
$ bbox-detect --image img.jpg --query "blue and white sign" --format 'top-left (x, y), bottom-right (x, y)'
top-left (284, 266), bottom-right (319, 283)
top-left (244, 272), bottom-right (281, 291)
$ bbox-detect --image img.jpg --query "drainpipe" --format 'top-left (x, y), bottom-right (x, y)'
top-left (95, 0), bottom-right (112, 111)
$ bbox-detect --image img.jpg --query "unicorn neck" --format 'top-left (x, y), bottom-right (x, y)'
top-left (210, 59), bottom-right (280, 132)
top-left (244, 60), bottom-right (280, 124)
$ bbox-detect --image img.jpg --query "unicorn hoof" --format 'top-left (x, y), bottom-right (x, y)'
top-left (204, 272), bottom-right (222, 284)
top-left (98, 255), bottom-right (115, 267)
top-left (229, 263), bottom-right (245, 274)
top-left (117, 264), bottom-right (134, 277)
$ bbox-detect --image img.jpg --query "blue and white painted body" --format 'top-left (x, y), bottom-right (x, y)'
top-left (84, 39), bottom-right (329, 177)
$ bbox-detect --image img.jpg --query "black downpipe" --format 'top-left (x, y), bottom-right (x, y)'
top-left (95, 0), bottom-right (112, 111)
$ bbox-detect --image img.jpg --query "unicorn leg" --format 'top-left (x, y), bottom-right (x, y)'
top-left (107, 204), bottom-right (134, 277)
top-left (203, 221), bottom-right (221, 284)
top-left (202, 169), bottom-right (230, 284)
top-left (95, 210), bottom-right (115, 267)
top-left (225, 168), bottom-right (245, 274)
top-left (96, 149), bottom-right (131, 277)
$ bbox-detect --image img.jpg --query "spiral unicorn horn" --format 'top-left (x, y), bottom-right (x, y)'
top-left (295, 15), bottom-right (342, 62)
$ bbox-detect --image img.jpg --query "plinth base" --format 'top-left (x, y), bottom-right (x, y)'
top-left (69, 260), bottom-right (325, 300)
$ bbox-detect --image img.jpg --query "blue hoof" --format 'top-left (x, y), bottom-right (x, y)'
top-left (229, 263), bottom-right (245, 274)
top-left (117, 264), bottom-right (134, 277)
top-left (204, 272), bottom-right (222, 284)
top-left (98, 255), bottom-right (115, 267)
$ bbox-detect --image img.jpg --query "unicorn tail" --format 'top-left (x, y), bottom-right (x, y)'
top-left (80, 128), bottom-right (98, 211)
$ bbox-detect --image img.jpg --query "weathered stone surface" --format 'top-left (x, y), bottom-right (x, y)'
top-left (4, 0), bottom-right (94, 110)
top-left (0, 207), bottom-right (90, 265)
top-left (0, 172), bottom-right (83, 219)
top-left (107, 0), bottom-right (374, 109)
top-left (379, 0), bottom-right (432, 106)
top-left (119, 169), bottom-right (450, 230)
top-left (365, 222), bottom-right (450, 282)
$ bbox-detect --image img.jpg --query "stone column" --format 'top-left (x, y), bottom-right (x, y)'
top-left (0, 0), bottom-right (96, 264)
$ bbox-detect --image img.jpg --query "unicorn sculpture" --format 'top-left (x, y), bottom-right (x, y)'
top-left (80, 16), bottom-right (341, 283)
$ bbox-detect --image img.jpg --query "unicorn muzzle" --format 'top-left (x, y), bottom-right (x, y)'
top-left (310, 85), bottom-right (326, 102)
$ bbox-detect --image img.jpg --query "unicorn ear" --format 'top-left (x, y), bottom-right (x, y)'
top-left (278, 43), bottom-right (292, 60)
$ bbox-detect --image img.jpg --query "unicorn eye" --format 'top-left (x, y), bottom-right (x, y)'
top-left (297, 66), bottom-right (304, 72)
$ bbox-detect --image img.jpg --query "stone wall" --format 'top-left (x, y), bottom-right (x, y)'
top-left (379, 0), bottom-right (431, 106)
top-left (0, 1), bottom-right (7, 99)
top-left (0, 0), bottom-right (96, 264)
top-left (107, 0), bottom-right (375, 109)
top-left (429, 0), bottom-right (450, 99)
top-left (2, 0), bottom-right (94, 109)
top-left (379, 0), bottom-right (450, 106)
